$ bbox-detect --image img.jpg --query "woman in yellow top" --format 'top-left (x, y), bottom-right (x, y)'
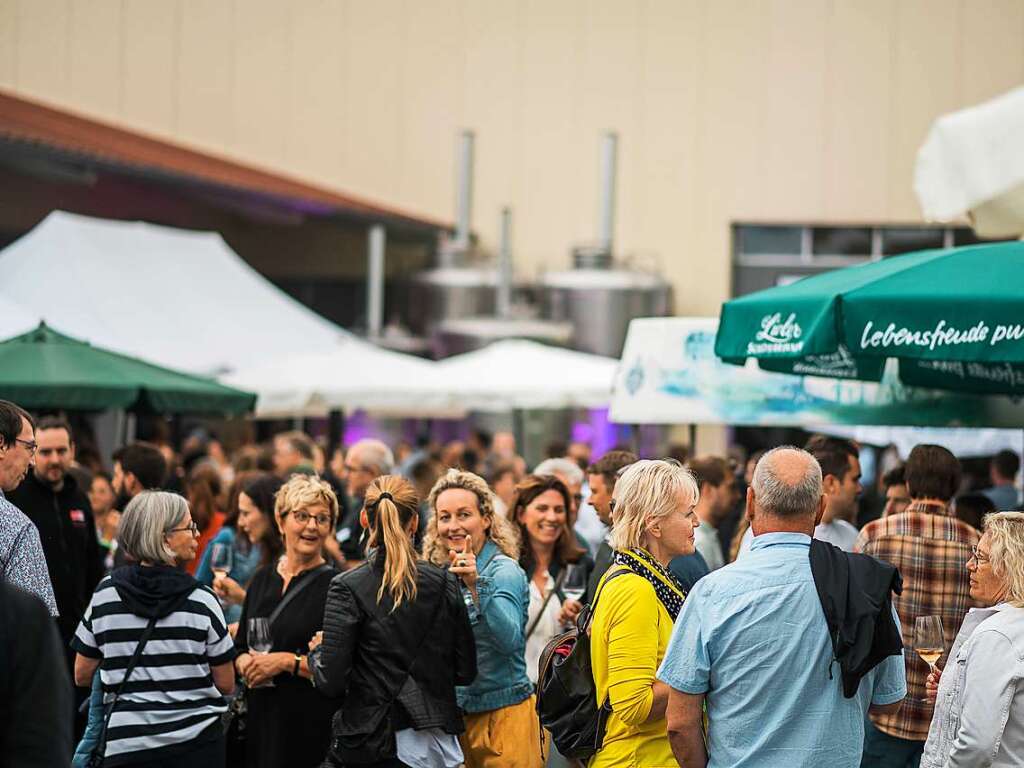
top-left (589, 459), bottom-right (700, 768)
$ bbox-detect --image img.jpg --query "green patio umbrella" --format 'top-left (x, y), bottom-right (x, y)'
top-left (715, 241), bottom-right (1024, 396)
top-left (0, 322), bottom-right (256, 413)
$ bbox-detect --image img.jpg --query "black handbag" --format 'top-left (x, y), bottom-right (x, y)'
top-left (225, 563), bottom-right (333, 765)
top-left (87, 614), bottom-right (160, 768)
top-left (536, 567), bottom-right (630, 760)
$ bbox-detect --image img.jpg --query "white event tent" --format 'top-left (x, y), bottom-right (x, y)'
top-left (437, 339), bottom-right (620, 412)
top-left (915, 85), bottom-right (1024, 237)
top-left (224, 342), bottom-right (458, 418)
top-left (0, 211), bottom-right (348, 376)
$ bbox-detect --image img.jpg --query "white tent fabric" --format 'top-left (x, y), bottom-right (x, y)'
top-left (915, 86), bottom-right (1024, 237)
top-left (819, 426), bottom-right (1023, 460)
top-left (0, 294), bottom-right (42, 338)
top-left (224, 339), bottom-right (460, 418)
top-left (436, 340), bottom-right (619, 412)
top-left (0, 211), bottom-right (349, 376)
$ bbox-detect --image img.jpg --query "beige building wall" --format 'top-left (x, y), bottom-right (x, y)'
top-left (2, 0), bottom-right (1023, 315)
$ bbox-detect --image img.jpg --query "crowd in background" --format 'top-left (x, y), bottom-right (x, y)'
top-left (1, 397), bottom-right (1023, 768)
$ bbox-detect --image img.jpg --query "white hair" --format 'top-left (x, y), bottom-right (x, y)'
top-left (751, 447), bottom-right (823, 518)
top-left (534, 458), bottom-right (584, 487)
top-left (350, 438), bottom-right (395, 476)
top-left (118, 491), bottom-right (190, 565)
top-left (985, 511), bottom-right (1024, 607)
top-left (609, 459), bottom-right (699, 551)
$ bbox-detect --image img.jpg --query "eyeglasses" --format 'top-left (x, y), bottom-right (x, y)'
top-left (969, 545), bottom-right (991, 565)
top-left (15, 438), bottom-right (37, 456)
top-left (344, 463), bottom-right (371, 475)
top-left (285, 510), bottom-right (333, 528)
top-left (167, 521), bottom-right (199, 536)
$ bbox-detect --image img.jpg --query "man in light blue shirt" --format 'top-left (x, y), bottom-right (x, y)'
top-left (658, 446), bottom-right (906, 768)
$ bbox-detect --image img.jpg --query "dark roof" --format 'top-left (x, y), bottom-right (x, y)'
top-left (0, 89), bottom-right (449, 233)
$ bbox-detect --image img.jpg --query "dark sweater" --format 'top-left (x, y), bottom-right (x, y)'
top-left (8, 472), bottom-right (103, 646)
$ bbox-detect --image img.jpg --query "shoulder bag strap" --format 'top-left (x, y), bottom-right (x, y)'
top-left (268, 563), bottom-right (333, 627)
top-left (90, 614), bottom-right (160, 766)
top-left (525, 568), bottom-right (567, 641)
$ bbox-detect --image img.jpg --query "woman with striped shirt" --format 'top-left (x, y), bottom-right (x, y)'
top-left (72, 491), bottom-right (236, 768)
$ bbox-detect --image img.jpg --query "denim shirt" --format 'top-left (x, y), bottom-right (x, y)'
top-left (457, 539), bottom-right (533, 714)
top-left (922, 603), bottom-right (1024, 768)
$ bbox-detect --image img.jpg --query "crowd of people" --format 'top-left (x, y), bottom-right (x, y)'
top-left (0, 396), bottom-right (1023, 767)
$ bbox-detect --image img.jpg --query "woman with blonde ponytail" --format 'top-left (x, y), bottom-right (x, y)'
top-left (311, 475), bottom-right (477, 768)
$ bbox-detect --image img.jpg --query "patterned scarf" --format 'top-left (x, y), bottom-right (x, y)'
top-left (612, 547), bottom-right (687, 620)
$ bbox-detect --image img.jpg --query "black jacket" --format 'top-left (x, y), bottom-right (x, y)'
top-left (0, 581), bottom-right (73, 768)
top-left (8, 472), bottom-right (104, 645)
top-left (808, 539), bottom-right (904, 698)
top-left (313, 554), bottom-right (476, 764)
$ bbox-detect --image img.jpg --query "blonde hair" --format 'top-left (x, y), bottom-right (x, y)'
top-left (984, 511), bottom-right (1024, 607)
top-left (422, 469), bottom-right (520, 565)
top-left (609, 459), bottom-right (700, 552)
top-left (366, 476), bottom-right (420, 609)
top-left (275, 474), bottom-right (339, 528)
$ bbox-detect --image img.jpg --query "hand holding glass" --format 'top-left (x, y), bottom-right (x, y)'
top-left (247, 618), bottom-right (275, 688)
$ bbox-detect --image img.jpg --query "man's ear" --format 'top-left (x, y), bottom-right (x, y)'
top-left (813, 493), bottom-right (827, 527)
top-left (822, 474), bottom-right (839, 498)
top-left (745, 486), bottom-right (756, 522)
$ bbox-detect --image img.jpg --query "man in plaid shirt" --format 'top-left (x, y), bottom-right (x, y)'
top-left (855, 444), bottom-right (979, 767)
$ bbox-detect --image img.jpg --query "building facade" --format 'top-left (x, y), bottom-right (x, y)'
top-left (2, 0), bottom-right (1022, 316)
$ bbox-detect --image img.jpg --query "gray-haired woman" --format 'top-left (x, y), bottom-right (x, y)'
top-left (71, 491), bottom-right (236, 768)
top-left (921, 511), bottom-right (1024, 768)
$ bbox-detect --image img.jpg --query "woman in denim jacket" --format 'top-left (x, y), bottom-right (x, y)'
top-left (922, 512), bottom-right (1024, 768)
top-left (423, 469), bottom-right (544, 768)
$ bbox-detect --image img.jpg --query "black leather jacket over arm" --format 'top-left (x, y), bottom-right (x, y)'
top-left (312, 555), bottom-right (476, 742)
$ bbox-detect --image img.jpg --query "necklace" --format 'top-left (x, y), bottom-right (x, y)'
top-left (277, 555), bottom-right (325, 581)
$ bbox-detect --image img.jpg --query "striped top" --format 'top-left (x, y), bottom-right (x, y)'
top-left (71, 575), bottom-right (236, 764)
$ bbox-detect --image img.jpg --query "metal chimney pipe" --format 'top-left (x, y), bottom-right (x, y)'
top-left (598, 132), bottom-right (618, 256)
top-left (497, 207), bottom-right (513, 318)
top-left (367, 224), bottom-right (386, 340)
top-left (455, 130), bottom-right (475, 250)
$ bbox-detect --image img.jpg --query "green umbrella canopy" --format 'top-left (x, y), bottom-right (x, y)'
top-left (0, 322), bottom-right (256, 413)
top-left (715, 241), bottom-right (1024, 396)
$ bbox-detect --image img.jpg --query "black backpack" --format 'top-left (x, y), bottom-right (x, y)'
top-left (535, 567), bottom-right (631, 760)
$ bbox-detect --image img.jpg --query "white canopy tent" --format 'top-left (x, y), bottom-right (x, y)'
top-left (915, 86), bottom-right (1024, 238)
top-left (437, 340), bottom-right (620, 412)
top-left (0, 211), bottom-right (349, 376)
top-left (0, 294), bottom-right (41, 337)
top-left (224, 340), bottom-right (460, 418)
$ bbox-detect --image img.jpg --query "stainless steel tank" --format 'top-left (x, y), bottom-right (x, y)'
top-left (540, 247), bottom-right (672, 358)
top-left (431, 317), bottom-right (573, 358)
top-left (402, 265), bottom-right (500, 337)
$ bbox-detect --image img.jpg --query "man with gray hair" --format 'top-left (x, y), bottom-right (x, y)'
top-left (331, 438), bottom-right (395, 567)
top-left (658, 447), bottom-right (906, 768)
top-left (0, 400), bottom-right (57, 617)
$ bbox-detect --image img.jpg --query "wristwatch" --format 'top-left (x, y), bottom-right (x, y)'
top-left (293, 653), bottom-right (302, 676)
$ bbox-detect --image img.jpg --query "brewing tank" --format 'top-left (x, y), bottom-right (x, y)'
top-left (432, 316), bottom-right (573, 359)
top-left (541, 249), bottom-right (672, 358)
top-left (402, 266), bottom-right (500, 338)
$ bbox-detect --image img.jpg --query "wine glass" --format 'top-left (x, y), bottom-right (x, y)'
top-left (560, 563), bottom-right (588, 630)
top-left (247, 618), bottom-right (275, 688)
top-left (210, 543), bottom-right (232, 605)
top-left (914, 615), bottom-right (945, 703)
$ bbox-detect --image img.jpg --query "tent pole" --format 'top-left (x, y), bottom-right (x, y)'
top-left (513, 409), bottom-right (525, 464)
top-left (328, 409), bottom-right (345, 458)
